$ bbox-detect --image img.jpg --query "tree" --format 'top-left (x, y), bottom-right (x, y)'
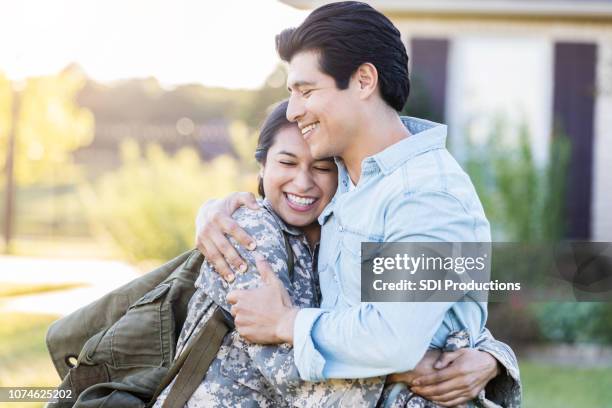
top-left (0, 66), bottom-right (94, 250)
top-left (242, 64), bottom-right (290, 128)
top-left (11, 66), bottom-right (94, 185)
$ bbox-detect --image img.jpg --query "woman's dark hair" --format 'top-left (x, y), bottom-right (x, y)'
top-left (255, 99), bottom-right (292, 197)
top-left (276, 1), bottom-right (410, 112)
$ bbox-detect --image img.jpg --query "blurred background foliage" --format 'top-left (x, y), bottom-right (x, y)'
top-left (84, 126), bottom-right (258, 262)
top-left (1, 58), bottom-right (611, 407)
top-left (0, 66), bottom-right (94, 186)
top-left (1, 62), bottom-right (610, 346)
top-left (1, 60), bottom-right (610, 347)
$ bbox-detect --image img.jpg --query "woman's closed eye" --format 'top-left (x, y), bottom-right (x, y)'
top-left (279, 161), bottom-right (297, 166)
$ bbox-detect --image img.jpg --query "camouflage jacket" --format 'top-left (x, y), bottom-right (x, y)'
top-left (153, 200), bottom-right (521, 407)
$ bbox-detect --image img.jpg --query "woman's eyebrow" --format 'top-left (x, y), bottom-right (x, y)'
top-left (277, 151), bottom-right (297, 157)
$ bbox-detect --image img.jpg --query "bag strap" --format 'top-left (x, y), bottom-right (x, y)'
top-left (150, 232), bottom-right (295, 407)
top-left (282, 230), bottom-right (295, 280)
top-left (156, 307), bottom-right (230, 408)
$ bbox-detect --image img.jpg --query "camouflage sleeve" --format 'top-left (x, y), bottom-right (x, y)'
top-left (195, 204), bottom-right (295, 312)
top-left (196, 204), bottom-right (386, 406)
top-left (474, 328), bottom-right (522, 408)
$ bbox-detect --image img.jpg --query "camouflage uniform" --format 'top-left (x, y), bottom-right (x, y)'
top-left (153, 200), bottom-right (521, 407)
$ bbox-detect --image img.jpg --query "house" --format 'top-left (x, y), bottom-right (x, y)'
top-left (279, 0), bottom-right (612, 241)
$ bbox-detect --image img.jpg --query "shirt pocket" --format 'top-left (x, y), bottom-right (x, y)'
top-left (338, 230), bottom-right (374, 303)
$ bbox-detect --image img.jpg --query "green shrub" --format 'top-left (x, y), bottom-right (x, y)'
top-left (462, 119), bottom-right (612, 344)
top-left (84, 127), bottom-right (257, 262)
top-left (465, 119), bottom-right (571, 242)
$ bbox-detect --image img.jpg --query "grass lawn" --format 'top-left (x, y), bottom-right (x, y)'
top-left (1, 309), bottom-right (611, 407)
top-left (520, 360), bottom-right (612, 408)
top-left (0, 312), bottom-right (61, 408)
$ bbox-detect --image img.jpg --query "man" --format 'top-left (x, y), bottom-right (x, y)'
top-left (196, 2), bottom-right (521, 406)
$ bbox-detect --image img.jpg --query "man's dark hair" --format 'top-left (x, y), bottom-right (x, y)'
top-left (254, 100), bottom-right (292, 197)
top-left (276, 1), bottom-right (410, 111)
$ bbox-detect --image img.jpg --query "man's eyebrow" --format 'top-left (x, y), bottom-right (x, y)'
top-left (287, 80), bottom-right (316, 92)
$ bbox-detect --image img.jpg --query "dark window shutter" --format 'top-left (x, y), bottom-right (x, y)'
top-left (553, 42), bottom-right (597, 239)
top-left (406, 38), bottom-right (449, 123)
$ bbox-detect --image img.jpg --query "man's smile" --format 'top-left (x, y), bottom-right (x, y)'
top-left (300, 122), bottom-right (319, 138)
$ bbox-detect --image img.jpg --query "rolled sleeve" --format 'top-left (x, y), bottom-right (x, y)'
top-left (293, 307), bottom-right (328, 381)
top-left (475, 329), bottom-right (522, 407)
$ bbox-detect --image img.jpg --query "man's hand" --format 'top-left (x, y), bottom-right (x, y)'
top-left (227, 254), bottom-right (298, 344)
top-left (195, 192), bottom-right (259, 282)
top-left (409, 348), bottom-right (500, 407)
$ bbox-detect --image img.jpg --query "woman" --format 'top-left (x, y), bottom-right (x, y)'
top-left (154, 100), bottom-right (519, 407)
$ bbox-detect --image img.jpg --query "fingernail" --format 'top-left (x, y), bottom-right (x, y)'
top-left (226, 273), bottom-right (235, 282)
top-left (413, 379), bottom-right (420, 386)
top-left (238, 263), bottom-right (247, 273)
top-left (247, 241), bottom-right (256, 251)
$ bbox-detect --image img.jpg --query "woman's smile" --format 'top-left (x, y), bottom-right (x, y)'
top-left (284, 192), bottom-right (319, 212)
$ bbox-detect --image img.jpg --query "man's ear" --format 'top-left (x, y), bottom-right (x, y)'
top-left (353, 62), bottom-right (378, 99)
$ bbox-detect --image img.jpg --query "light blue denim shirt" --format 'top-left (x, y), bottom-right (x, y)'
top-left (293, 117), bottom-right (490, 381)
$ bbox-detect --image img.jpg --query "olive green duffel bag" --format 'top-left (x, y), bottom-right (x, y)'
top-left (45, 250), bottom-right (232, 408)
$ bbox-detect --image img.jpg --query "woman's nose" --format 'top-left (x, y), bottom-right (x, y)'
top-left (293, 168), bottom-right (315, 191)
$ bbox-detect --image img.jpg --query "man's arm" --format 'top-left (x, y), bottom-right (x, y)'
top-left (402, 328), bottom-right (520, 407)
top-left (232, 190), bottom-right (487, 381)
top-left (194, 192), bottom-right (259, 282)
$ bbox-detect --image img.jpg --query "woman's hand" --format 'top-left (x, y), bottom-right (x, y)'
top-left (195, 192), bottom-right (259, 282)
top-left (388, 348), bottom-right (500, 407)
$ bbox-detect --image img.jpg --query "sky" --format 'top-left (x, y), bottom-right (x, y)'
top-left (0, 0), bottom-right (309, 89)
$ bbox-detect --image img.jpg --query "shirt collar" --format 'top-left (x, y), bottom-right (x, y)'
top-left (371, 116), bottom-right (447, 176)
top-left (317, 117), bottom-right (447, 226)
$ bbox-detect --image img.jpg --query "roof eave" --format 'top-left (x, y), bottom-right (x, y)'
top-left (279, 0), bottom-right (612, 19)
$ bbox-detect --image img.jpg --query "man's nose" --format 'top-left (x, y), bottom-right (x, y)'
top-left (286, 94), bottom-right (304, 123)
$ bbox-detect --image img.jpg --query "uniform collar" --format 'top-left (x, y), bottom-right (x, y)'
top-left (261, 198), bottom-right (303, 236)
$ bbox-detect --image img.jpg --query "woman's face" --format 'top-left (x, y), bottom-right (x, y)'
top-left (262, 125), bottom-right (338, 227)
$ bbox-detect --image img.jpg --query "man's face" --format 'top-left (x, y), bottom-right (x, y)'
top-left (286, 51), bottom-right (358, 160)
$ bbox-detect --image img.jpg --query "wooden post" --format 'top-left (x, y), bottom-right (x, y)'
top-left (3, 88), bottom-right (18, 253)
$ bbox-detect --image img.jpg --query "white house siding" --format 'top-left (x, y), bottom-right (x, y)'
top-left (593, 39), bottom-right (612, 241)
top-left (395, 17), bottom-right (612, 239)
top-left (445, 36), bottom-right (552, 164)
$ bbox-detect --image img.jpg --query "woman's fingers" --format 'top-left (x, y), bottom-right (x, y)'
top-left (412, 377), bottom-right (462, 399)
top-left (412, 364), bottom-right (457, 387)
top-left (434, 350), bottom-right (460, 369)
